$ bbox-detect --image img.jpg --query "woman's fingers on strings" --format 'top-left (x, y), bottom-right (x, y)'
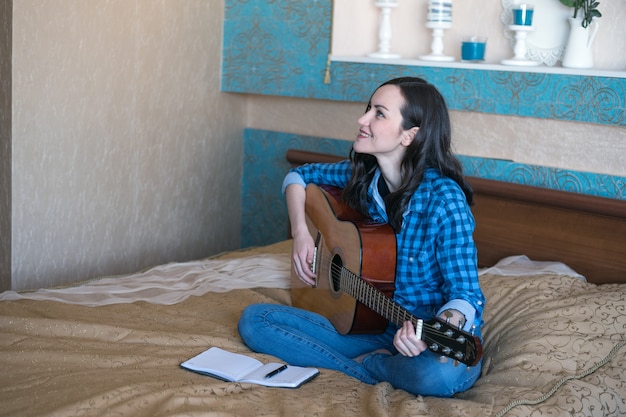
top-left (293, 253), bottom-right (316, 286)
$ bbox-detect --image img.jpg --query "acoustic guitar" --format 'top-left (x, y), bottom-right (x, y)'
top-left (290, 184), bottom-right (482, 367)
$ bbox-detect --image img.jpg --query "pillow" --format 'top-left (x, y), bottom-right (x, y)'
top-left (479, 255), bottom-right (585, 280)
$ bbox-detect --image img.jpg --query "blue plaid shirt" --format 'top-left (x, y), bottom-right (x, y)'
top-left (283, 160), bottom-right (485, 330)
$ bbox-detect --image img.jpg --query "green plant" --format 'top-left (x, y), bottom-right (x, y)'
top-left (559, 0), bottom-right (602, 28)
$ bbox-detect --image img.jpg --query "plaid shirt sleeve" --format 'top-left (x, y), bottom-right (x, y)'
top-left (284, 160), bottom-right (353, 190)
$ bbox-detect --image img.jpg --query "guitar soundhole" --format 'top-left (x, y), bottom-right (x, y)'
top-left (330, 254), bottom-right (343, 293)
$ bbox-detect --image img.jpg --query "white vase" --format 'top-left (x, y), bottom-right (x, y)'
top-left (562, 17), bottom-right (599, 69)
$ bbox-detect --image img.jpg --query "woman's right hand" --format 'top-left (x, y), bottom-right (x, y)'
top-left (285, 183), bottom-right (318, 286)
top-left (291, 230), bottom-right (317, 286)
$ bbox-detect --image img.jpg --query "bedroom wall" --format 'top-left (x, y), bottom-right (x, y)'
top-left (244, 95), bottom-right (625, 178)
top-left (6, 0), bottom-right (246, 291)
top-left (0, 1), bottom-right (11, 292)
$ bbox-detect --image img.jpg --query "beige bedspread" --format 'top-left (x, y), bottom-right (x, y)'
top-left (1, 243), bottom-right (625, 417)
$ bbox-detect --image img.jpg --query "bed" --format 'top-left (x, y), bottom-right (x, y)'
top-left (1, 149), bottom-right (625, 417)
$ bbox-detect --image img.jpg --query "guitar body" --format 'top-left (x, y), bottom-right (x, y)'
top-left (291, 184), bottom-right (397, 334)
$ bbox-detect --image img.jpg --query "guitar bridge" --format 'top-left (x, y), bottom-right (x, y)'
top-left (310, 232), bottom-right (322, 276)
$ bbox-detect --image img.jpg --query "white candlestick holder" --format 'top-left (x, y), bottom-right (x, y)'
top-left (501, 25), bottom-right (541, 66)
top-left (420, 22), bottom-right (454, 62)
top-left (369, 1), bottom-right (401, 59)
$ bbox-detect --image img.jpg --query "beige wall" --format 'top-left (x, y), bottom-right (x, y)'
top-left (245, 95), bottom-right (625, 177)
top-left (9, 0), bottom-right (246, 291)
top-left (0, 0), bottom-right (11, 292)
top-left (333, 0), bottom-right (626, 70)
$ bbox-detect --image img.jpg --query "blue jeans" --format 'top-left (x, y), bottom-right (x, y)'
top-left (238, 303), bottom-right (482, 397)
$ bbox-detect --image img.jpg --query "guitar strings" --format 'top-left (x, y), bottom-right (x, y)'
top-left (317, 256), bottom-right (467, 350)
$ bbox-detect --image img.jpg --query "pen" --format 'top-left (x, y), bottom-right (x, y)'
top-left (264, 364), bottom-right (288, 379)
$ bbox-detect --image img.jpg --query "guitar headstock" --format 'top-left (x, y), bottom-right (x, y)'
top-left (423, 318), bottom-right (483, 367)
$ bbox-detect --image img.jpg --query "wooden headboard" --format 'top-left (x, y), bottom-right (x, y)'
top-left (286, 149), bottom-right (626, 285)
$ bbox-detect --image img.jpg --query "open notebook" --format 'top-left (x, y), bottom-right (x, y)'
top-left (181, 347), bottom-right (319, 388)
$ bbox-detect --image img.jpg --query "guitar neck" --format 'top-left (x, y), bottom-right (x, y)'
top-left (338, 266), bottom-right (420, 331)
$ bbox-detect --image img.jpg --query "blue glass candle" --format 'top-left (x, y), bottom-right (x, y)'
top-left (461, 37), bottom-right (486, 61)
top-left (513, 4), bottom-right (534, 26)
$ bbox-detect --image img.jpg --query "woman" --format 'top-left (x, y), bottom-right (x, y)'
top-left (238, 77), bottom-right (485, 397)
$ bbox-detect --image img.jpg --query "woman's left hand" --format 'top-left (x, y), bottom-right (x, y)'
top-left (393, 321), bottom-right (428, 357)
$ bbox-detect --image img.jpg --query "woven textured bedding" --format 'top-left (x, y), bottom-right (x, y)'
top-left (1, 241), bottom-right (624, 417)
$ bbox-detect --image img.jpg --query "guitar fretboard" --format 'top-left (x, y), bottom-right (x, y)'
top-left (335, 264), bottom-right (422, 332)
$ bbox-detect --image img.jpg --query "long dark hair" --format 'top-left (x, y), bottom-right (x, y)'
top-left (342, 77), bottom-right (473, 233)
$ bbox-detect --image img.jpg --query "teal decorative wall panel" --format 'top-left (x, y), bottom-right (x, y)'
top-left (241, 129), bottom-right (625, 248)
top-left (241, 129), bottom-right (351, 248)
top-left (223, 0), bottom-right (332, 98)
top-left (458, 156), bottom-right (626, 199)
top-left (223, 0), bottom-right (626, 125)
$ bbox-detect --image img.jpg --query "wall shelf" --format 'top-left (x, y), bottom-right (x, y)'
top-left (332, 55), bottom-right (626, 79)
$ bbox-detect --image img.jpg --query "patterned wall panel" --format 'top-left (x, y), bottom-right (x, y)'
top-left (223, 0), bottom-right (331, 98)
top-left (223, 0), bottom-right (626, 126)
top-left (458, 156), bottom-right (626, 198)
top-left (241, 129), bottom-right (351, 248)
top-left (241, 129), bottom-right (625, 248)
